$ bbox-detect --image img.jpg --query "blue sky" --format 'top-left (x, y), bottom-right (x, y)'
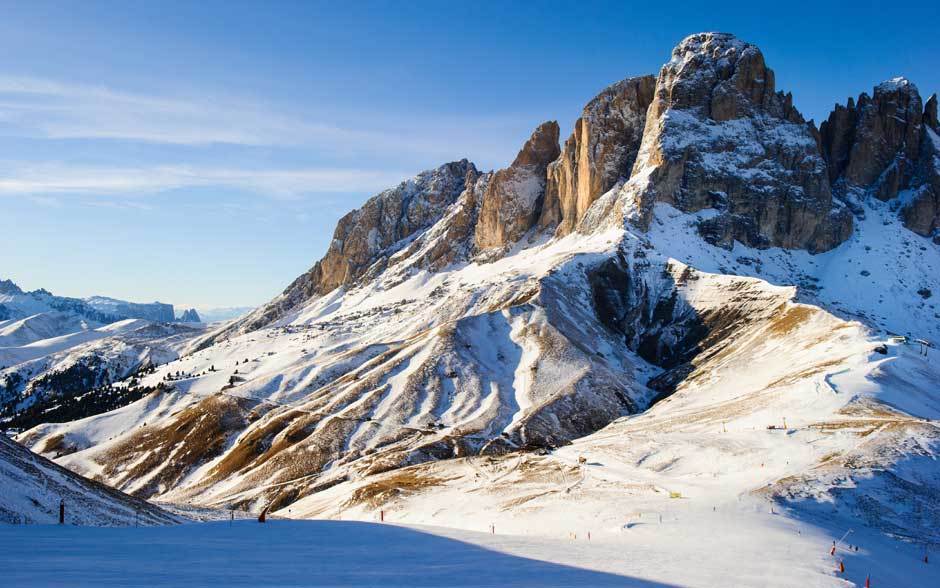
top-left (2, 1), bottom-right (938, 308)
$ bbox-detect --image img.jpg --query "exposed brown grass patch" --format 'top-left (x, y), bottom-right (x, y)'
top-left (38, 433), bottom-right (76, 456)
top-left (766, 305), bottom-right (815, 336)
top-left (99, 393), bottom-right (252, 497)
top-left (764, 358), bottom-right (844, 388)
top-left (346, 468), bottom-right (452, 509)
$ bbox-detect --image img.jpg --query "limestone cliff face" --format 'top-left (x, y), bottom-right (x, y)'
top-left (474, 121), bottom-right (560, 250)
top-left (613, 32), bottom-right (853, 252)
top-left (313, 159), bottom-right (477, 292)
top-left (539, 76), bottom-right (655, 236)
top-left (821, 79), bottom-right (940, 236)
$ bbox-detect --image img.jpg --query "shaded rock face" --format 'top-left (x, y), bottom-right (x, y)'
top-left (821, 79), bottom-right (923, 199)
top-left (622, 32), bottom-right (852, 253)
top-left (539, 76), bottom-right (655, 236)
top-left (821, 79), bottom-right (940, 236)
top-left (901, 129), bottom-right (940, 237)
top-left (474, 121), bottom-right (560, 250)
top-left (178, 308), bottom-right (201, 323)
top-left (0, 279), bottom-right (24, 296)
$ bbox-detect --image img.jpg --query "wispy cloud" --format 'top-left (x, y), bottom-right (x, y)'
top-left (0, 75), bottom-right (379, 147)
top-left (0, 75), bottom-right (527, 165)
top-left (0, 75), bottom-right (540, 202)
top-left (0, 162), bottom-right (411, 198)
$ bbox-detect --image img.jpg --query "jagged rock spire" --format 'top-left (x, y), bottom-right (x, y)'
top-left (821, 77), bottom-right (924, 199)
top-left (820, 78), bottom-right (940, 236)
top-left (474, 121), bottom-right (560, 250)
top-left (539, 75), bottom-right (655, 236)
top-left (651, 32), bottom-right (802, 123)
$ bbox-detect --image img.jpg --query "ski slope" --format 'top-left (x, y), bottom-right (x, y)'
top-left (0, 517), bottom-right (934, 587)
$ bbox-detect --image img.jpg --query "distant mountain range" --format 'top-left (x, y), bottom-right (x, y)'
top-left (0, 278), bottom-right (208, 431)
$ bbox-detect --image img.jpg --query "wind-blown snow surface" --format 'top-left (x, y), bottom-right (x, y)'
top-left (0, 517), bottom-right (935, 587)
top-left (0, 520), bottom-right (666, 587)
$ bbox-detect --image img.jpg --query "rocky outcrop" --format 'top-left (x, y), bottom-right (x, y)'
top-left (474, 122), bottom-right (560, 250)
top-left (0, 279), bottom-right (24, 296)
top-left (208, 161), bottom-right (478, 340)
top-left (900, 130), bottom-right (940, 237)
top-left (311, 159), bottom-right (477, 294)
top-left (618, 32), bottom-right (852, 252)
top-left (539, 76), bottom-right (655, 236)
top-left (178, 308), bottom-right (201, 323)
top-left (207, 32), bottom-right (940, 352)
top-left (821, 79), bottom-right (940, 236)
top-left (926, 94), bottom-right (939, 131)
top-left (821, 78), bottom-right (924, 200)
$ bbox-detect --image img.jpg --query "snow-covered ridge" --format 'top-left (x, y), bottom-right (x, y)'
top-left (0, 433), bottom-right (178, 525)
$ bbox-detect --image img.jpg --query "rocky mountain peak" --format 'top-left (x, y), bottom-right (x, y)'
top-left (0, 279), bottom-right (23, 296)
top-left (654, 32), bottom-right (800, 123)
top-left (509, 120), bottom-right (561, 168)
top-left (474, 121), bottom-right (560, 250)
top-left (209, 159), bottom-right (478, 339)
top-left (609, 33), bottom-right (850, 253)
top-left (210, 32), bottom-right (940, 348)
top-left (821, 77), bottom-right (924, 198)
top-left (820, 77), bottom-right (940, 236)
top-left (178, 308), bottom-right (201, 323)
top-left (311, 158), bottom-right (477, 295)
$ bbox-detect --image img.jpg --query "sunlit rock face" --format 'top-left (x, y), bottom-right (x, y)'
top-left (611, 32), bottom-right (852, 252)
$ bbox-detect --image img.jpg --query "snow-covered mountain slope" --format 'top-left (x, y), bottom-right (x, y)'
top-left (21, 228), bottom-right (658, 504)
top-left (0, 278), bottom-right (209, 430)
top-left (0, 433), bottom-right (179, 525)
top-left (285, 274), bottom-right (939, 586)
top-left (14, 32), bottom-right (940, 580)
top-left (0, 311), bottom-right (98, 349)
top-left (1, 320), bottom-right (204, 431)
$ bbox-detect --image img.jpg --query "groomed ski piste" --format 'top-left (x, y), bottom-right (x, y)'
top-left (0, 507), bottom-right (933, 587)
